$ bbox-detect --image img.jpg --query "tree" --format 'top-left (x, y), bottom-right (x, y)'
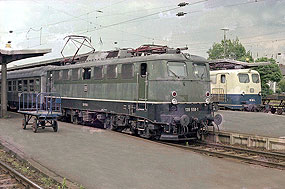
top-left (207, 38), bottom-right (253, 61)
top-left (254, 57), bottom-right (282, 96)
top-left (278, 79), bottom-right (285, 93)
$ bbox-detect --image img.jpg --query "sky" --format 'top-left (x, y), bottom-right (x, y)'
top-left (0, 0), bottom-right (285, 66)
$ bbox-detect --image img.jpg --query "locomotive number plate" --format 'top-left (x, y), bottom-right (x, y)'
top-left (185, 107), bottom-right (199, 112)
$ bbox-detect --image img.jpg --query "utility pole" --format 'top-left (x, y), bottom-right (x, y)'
top-left (221, 28), bottom-right (229, 58)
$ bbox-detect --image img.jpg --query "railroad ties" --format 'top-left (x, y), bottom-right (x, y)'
top-left (160, 142), bottom-right (285, 170)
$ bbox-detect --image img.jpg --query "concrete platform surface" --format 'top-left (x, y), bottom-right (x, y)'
top-left (0, 112), bottom-right (284, 189)
top-left (217, 110), bottom-right (285, 138)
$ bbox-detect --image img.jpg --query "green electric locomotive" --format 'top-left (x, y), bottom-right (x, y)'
top-left (48, 45), bottom-right (214, 140)
top-left (3, 45), bottom-right (214, 140)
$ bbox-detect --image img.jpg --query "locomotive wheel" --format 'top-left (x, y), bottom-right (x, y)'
top-left (22, 118), bottom-right (26, 130)
top-left (53, 121), bottom-right (58, 132)
top-left (277, 109), bottom-right (283, 115)
top-left (32, 118), bottom-right (38, 133)
top-left (271, 108), bottom-right (276, 114)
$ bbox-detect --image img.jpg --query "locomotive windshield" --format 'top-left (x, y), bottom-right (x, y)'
top-left (193, 63), bottom-right (207, 79)
top-left (238, 73), bottom-right (250, 83)
top-left (167, 62), bottom-right (187, 77)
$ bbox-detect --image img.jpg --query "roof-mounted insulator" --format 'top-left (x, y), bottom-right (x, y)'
top-left (178, 2), bottom-right (189, 7)
top-left (176, 12), bottom-right (187, 17)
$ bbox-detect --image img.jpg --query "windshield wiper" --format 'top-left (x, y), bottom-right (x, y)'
top-left (169, 69), bottom-right (180, 78)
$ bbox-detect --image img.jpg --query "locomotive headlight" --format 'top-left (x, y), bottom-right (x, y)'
top-left (171, 98), bottom-right (178, 105)
top-left (205, 91), bottom-right (210, 97)
top-left (258, 92), bottom-right (262, 96)
top-left (205, 98), bottom-right (210, 104)
top-left (241, 92), bottom-right (245, 96)
top-left (171, 91), bottom-right (177, 97)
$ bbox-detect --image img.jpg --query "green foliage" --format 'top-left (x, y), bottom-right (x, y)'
top-left (207, 38), bottom-right (253, 61)
top-left (278, 79), bottom-right (285, 92)
top-left (253, 58), bottom-right (282, 96)
top-left (255, 57), bottom-right (276, 64)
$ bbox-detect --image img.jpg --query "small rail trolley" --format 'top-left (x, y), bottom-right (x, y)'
top-left (18, 92), bottom-right (62, 133)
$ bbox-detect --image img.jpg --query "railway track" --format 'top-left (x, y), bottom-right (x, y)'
top-left (160, 141), bottom-right (285, 170)
top-left (112, 129), bottom-right (285, 169)
top-left (0, 160), bottom-right (42, 189)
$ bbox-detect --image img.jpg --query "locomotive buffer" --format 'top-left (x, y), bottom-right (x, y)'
top-left (18, 92), bottom-right (62, 133)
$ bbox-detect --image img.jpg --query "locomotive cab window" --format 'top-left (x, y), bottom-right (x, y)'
top-left (83, 68), bottom-right (91, 80)
top-left (193, 63), bottom-right (206, 79)
top-left (140, 63), bottom-right (147, 77)
top-left (210, 75), bottom-right (217, 84)
top-left (238, 73), bottom-right (250, 83)
top-left (221, 75), bottom-right (226, 83)
top-left (122, 63), bottom-right (134, 79)
top-left (107, 65), bottom-right (117, 79)
top-left (168, 62), bottom-right (187, 77)
top-left (252, 74), bottom-right (260, 83)
top-left (94, 66), bottom-right (103, 80)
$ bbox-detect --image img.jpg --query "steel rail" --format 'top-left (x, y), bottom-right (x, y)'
top-left (0, 160), bottom-right (43, 189)
top-left (159, 142), bottom-right (285, 169)
top-left (200, 142), bottom-right (285, 160)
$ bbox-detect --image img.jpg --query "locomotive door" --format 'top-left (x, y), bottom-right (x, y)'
top-left (136, 63), bottom-right (148, 110)
top-left (218, 73), bottom-right (227, 102)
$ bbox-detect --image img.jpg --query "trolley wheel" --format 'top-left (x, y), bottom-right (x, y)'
top-left (40, 121), bottom-right (46, 129)
top-left (53, 121), bottom-right (58, 132)
top-left (271, 108), bottom-right (276, 114)
top-left (277, 109), bottom-right (283, 115)
top-left (22, 118), bottom-right (26, 130)
top-left (32, 118), bottom-right (38, 133)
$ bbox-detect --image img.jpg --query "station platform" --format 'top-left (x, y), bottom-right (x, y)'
top-left (217, 110), bottom-right (285, 138)
top-left (0, 112), bottom-right (284, 188)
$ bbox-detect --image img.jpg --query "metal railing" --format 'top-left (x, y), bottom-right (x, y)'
top-left (19, 92), bottom-right (61, 114)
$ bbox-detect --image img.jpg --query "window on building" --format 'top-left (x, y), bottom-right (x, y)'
top-left (29, 80), bottom-right (34, 91)
top-left (12, 80), bottom-right (16, 91)
top-left (62, 70), bottom-right (69, 80)
top-left (252, 74), bottom-right (260, 83)
top-left (221, 75), bottom-right (226, 83)
top-left (71, 68), bottom-right (79, 80)
top-left (107, 65), bottom-right (117, 79)
top-left (18, 80), bottom-right (22, 91)
top-left (238, 73), bottom-right (250, 83)
top-left (83, 68), bottom-right (91, 80)
top-left (8, 81), bottom-right (12, 91)
top-left (94, 66), bottom-right (103, 80)
top-left (122, 64), bottom-right (134, 79)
